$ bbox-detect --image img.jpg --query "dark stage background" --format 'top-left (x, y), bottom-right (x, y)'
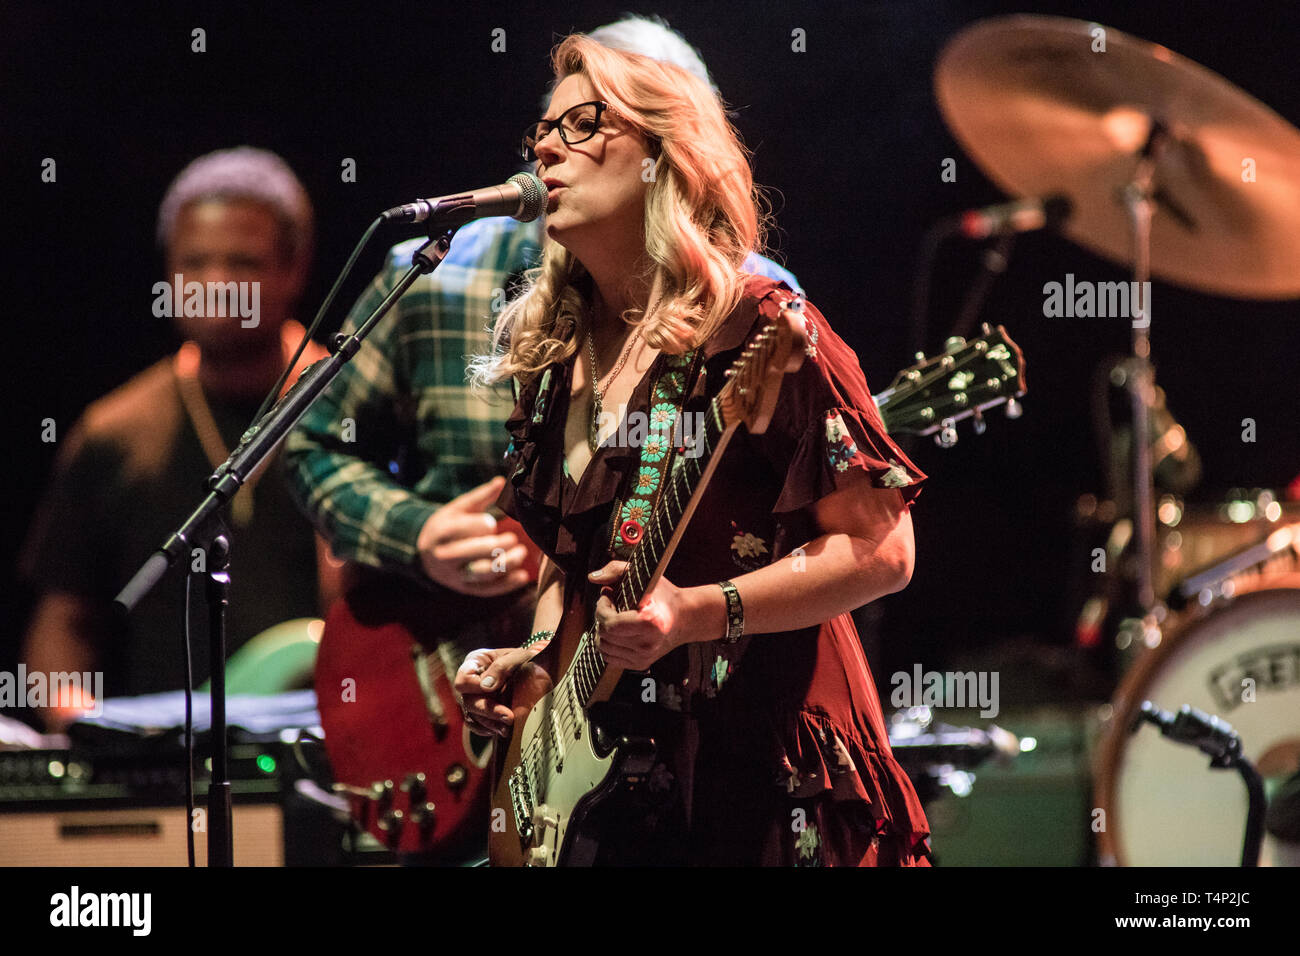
top-left (4, 1), bottom-right (1298, 709)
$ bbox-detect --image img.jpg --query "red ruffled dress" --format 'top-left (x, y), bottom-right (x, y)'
top-left (499, 276), bottom-right (933, 866)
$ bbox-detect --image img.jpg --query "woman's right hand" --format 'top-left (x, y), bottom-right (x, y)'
top-left (455, 643), bottom-right (553, 738)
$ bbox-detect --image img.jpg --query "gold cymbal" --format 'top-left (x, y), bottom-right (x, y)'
top-left (935, 14), bottom-right (1300, 299)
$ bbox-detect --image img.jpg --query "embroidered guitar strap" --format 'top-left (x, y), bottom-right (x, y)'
top-left (605, 349), bottom-right (701, 560)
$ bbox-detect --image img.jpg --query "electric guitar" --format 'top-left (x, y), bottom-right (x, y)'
top-left (873, 323), bottom-right (1026, 443)
top-left (488, 306), bottom-right (1028, 867)
top-left (315, 555), bottom-right (534, 858)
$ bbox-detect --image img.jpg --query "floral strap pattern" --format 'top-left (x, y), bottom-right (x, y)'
top-left (607, 349), bottom-right (699, 560)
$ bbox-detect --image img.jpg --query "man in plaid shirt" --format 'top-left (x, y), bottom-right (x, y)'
top-left (284, 17), bottom-right (798, 607)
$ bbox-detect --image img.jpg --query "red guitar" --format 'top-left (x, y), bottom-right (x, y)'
top-left (314, 523), bottom-right (537, 859)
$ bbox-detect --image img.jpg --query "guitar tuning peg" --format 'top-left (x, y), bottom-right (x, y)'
top-left (944, 336), bottom-right (967, 353)
top-left (1005, 397), bottom-right (1023, 419)
top-left (914, 351), bottom-right (926, 363)
top-left (981, 322), bottom-right (992, 335)
top-left (935, 419), bottom-right (958, 448)
top-left (973, 409), bottom-right (987, 435)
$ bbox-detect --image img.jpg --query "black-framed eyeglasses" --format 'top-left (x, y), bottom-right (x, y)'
top-left (521, 100), bottom-right (609, 162)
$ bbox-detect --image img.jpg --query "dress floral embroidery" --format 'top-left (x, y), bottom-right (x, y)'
top-left (779, 756), bottom-right (803, 795)
top-left (531, 368), bottom-right (552, 424)
top-left (731, 530), bottom-right (767, 560)
top-left (658, 681), bottom-right (683, 712)
top-left (829, 728), bottom-right (857, 775)
top-left (712, 655), bottom-right (730, 690)
top-left (880, 458), bottom-right (913, 488)
top-left (796, 823), bottom-right (822, 866)
top-left (825, 410), bottom-right (859, 472)
top-left (729, 522), bottom-right (769, 572)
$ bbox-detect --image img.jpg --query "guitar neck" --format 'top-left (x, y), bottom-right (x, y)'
top-left (565, 294), bottom-right (809, 710)
top-left (612, 399), bottom-right (733, 612)
top-left (566, 392), bottom-right (734, 710)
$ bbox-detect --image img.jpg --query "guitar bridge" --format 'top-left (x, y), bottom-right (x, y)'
top-left (508, 766), bottom-right (534, 841)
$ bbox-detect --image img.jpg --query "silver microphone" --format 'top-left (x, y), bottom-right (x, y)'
top-left (381, 172), bottom-right (547, 226)
top-left (957, 194), bottom-right (1072, 239)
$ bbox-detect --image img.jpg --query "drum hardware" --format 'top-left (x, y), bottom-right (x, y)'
top-left (1133, 701), bottom-right (1266, 866)
top-left (934, 11), bottom-right (1300, 632)
top-left (1069, 497), bottom-right (1300, 676)
top-left (1094, 573), bottom-right (1300, 866)
top-left (1172, 522), bottom-right (1300, 611)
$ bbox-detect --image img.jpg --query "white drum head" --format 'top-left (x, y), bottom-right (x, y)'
top-left (1099, 578), bottom-right (1300, 866)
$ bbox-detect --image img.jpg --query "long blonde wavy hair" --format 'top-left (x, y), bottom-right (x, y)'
top-left (471, 33), bottom-right (768, 388)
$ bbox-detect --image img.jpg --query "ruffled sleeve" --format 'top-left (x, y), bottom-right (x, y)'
top-left (744, 288), bottom-right (926, 514)
top-left (498, 366), bottom-right (556, 524)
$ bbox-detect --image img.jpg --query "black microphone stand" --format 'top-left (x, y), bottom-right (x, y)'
top-left (1135, 701), bottom-right (1266, 866)
top-left (114, 228), bottom-right (459, 865)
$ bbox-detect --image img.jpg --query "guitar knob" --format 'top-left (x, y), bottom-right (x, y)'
top-left (409, 801), bottom-right (437, 831)
top-left (1005, 398), bottom-right (1023, 419)
top-left (378, 807), bottom-right (404, 840)
top-left (401, 772), bottom-right (427, 805)
top-left (935, 421), bottom-right (958, 448)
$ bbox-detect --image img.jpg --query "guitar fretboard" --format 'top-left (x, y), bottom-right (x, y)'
top-left (567, 372), bottom-right (731, 707)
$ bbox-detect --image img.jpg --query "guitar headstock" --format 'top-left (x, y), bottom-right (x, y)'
top-left (718, 292), bottom-right (807, 435)
top-left (876, 324), bottom-right (1027, 446)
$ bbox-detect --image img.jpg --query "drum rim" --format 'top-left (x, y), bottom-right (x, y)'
top-left (1093, 572), bottom-right (1300, 866)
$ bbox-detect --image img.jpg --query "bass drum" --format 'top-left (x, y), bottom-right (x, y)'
top-left (1095, 574), bottom-right (1300, 866)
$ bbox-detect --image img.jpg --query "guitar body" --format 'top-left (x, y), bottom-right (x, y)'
top-left (488, 586), bottom-right (656, 867)
top-left (316, 574), bottom-right (530, 859)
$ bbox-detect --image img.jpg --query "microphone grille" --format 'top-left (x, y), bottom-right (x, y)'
top-left (509, 172), bottom-right (547, 223)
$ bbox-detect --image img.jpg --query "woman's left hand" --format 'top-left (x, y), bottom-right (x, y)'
top-left (588, 561), bottom-right (720, 670)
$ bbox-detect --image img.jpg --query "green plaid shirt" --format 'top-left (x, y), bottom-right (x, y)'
top-left (284, 216), bottom-right (798, 577)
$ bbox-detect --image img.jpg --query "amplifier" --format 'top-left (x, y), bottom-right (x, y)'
top-left (0, 740), bottom-right (348, 866)
top-left (0, 803), bottom-right (283, 866)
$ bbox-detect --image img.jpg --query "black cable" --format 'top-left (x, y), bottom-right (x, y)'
top-left (183, 570), bottom-right (195, 867)
top-left (908, 219), bottom-right (955, 361)
top-left (948, 233), bottom-right (1015, 342)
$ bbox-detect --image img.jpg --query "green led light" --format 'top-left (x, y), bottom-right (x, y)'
top-left (256, 754), bottom-right (276, 774)
top-left (1226, 500), bottom-right (1254, 524)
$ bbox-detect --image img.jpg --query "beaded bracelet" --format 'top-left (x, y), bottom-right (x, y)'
top-left (521, 629), bottom-right (554, 650)
top-left (719, 581), bottom-right (744, 644)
